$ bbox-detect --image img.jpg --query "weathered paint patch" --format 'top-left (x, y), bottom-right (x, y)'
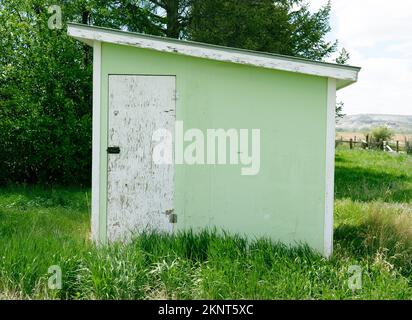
top-left (107, 75), bottom-right (175, 242)
top-left (67, 23), bottom-right (360, 89)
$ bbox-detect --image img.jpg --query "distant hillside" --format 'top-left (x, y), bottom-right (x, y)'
top-left (337, 114), bottom-right (412, 133)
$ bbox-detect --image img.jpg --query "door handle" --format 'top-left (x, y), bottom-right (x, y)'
top-left (107, 146), bottom-right (120, 154)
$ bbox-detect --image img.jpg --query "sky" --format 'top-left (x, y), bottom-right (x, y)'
top-left (309, 0), bottom-right (412, 116)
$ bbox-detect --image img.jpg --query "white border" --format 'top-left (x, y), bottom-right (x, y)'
top-left (91, 41), bottom-right (101, 243)
top-left (324, 78), bottom-right (336, 257)
top-left (68, 24), bottom-right (359, 90)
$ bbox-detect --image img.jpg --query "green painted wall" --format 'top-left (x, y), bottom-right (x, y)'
top-left (100, 43), bottom-right (328, 253)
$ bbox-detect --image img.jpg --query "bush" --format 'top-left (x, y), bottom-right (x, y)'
top-left (365, 126), bottom-right (394, 150)
top-left (372, 126), bottom-right (393, 146)
top-left (0, 5), bottom-right (92, 186)
top-left (371, 126), bottom-right (393, 141)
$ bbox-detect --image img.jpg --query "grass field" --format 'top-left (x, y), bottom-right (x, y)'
top-left (0, 148), bottom-right (411, 300)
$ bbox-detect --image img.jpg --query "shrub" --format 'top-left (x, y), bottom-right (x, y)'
top-left (369, 126), bottom-right (394, 150)
top-left (0, 7), bottom-right (92, 186)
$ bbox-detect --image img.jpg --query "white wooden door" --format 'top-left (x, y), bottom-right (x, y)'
top-left (107, 75), bottom-right (175, 242)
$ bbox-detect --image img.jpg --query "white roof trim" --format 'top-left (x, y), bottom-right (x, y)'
top-left (68, 23), bottom-right (360, 89)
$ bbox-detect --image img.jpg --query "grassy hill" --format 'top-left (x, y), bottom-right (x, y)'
top-left (337, 114), bottom-right (412, 133)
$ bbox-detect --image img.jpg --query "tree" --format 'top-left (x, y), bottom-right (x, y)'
top-left (334, 48), bottom-right (351, 122)
top-left (0, 0), bottom-right (172, 185)
top-left (186, 0), bottom-right (337, 60)
top-left (371, 126), bottom-right (394, 150)
top-left (0, 0), bottom-right (348, 185)
top-left (335, 102), bottom-right (345, 121)
top-left (335, 48), bottom-right (350, 65)
top-left (146, 0), bottom-right (191, 38)
top-left (103, 0), bottom-right (191, 38)
top-left (0, 0), bottom-right (93, 184)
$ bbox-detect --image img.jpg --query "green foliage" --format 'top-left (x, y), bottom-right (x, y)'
top-left (371, 126), bottom-right (394, 143)
top-left (335, 46), bottom-right (351, 122)
top-left (335, 48), bottom-right (350, 65)
top-left (0, 0), bottom-right (164, 185)
top-left (0, 150), bottom-right (412, 299)
top-left (0, 0), bottom-right (343, 185)
top-left (145, 0), bottom-right (192, 38)
top-left (187, 0), bottom-right (337, 60)
top-left (0, 1), bottom-right (92, 185)
top-left (336, 101), bottom-right (345, 122)
top-left (89, 0), bottom-right (166, 35)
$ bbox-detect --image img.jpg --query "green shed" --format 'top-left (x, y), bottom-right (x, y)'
top-left (68, 23), bottom-right (360, 257)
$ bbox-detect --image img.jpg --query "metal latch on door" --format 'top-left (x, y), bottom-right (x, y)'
top-left (107, 146), bottom-right (120, 154)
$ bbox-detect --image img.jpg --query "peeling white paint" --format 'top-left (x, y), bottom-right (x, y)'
top-left (107, 75), bottom-right (175, 242)
top-left (67, 24), bottom-right (360, 89)
top-left (91, 41), bottom-right (101, 242)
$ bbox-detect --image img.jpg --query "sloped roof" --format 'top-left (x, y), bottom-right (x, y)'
top-left (67, 23), bottom-right (360, 90)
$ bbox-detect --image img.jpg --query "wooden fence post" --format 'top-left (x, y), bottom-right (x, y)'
top-left (396, 141), bottom-right (399, 153)
top-left (350, 138), bottom-right (353, 150)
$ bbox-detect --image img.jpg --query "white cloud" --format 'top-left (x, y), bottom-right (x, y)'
top-left (309, 0), bottom-right (412, 115)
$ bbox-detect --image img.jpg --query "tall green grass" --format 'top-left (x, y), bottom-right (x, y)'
top-left (335, 149), bottom-right (412, 203)
top-left (0, 149), bottom-right (411, 299)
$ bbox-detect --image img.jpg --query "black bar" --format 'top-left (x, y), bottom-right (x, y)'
top-left (107, 146), bottom-right (120, 154)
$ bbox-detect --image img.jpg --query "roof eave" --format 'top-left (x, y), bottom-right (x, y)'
top-left (67, 23), bottom-right (360, 88)
top-left (337, 79), bottom-right (358, 90)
